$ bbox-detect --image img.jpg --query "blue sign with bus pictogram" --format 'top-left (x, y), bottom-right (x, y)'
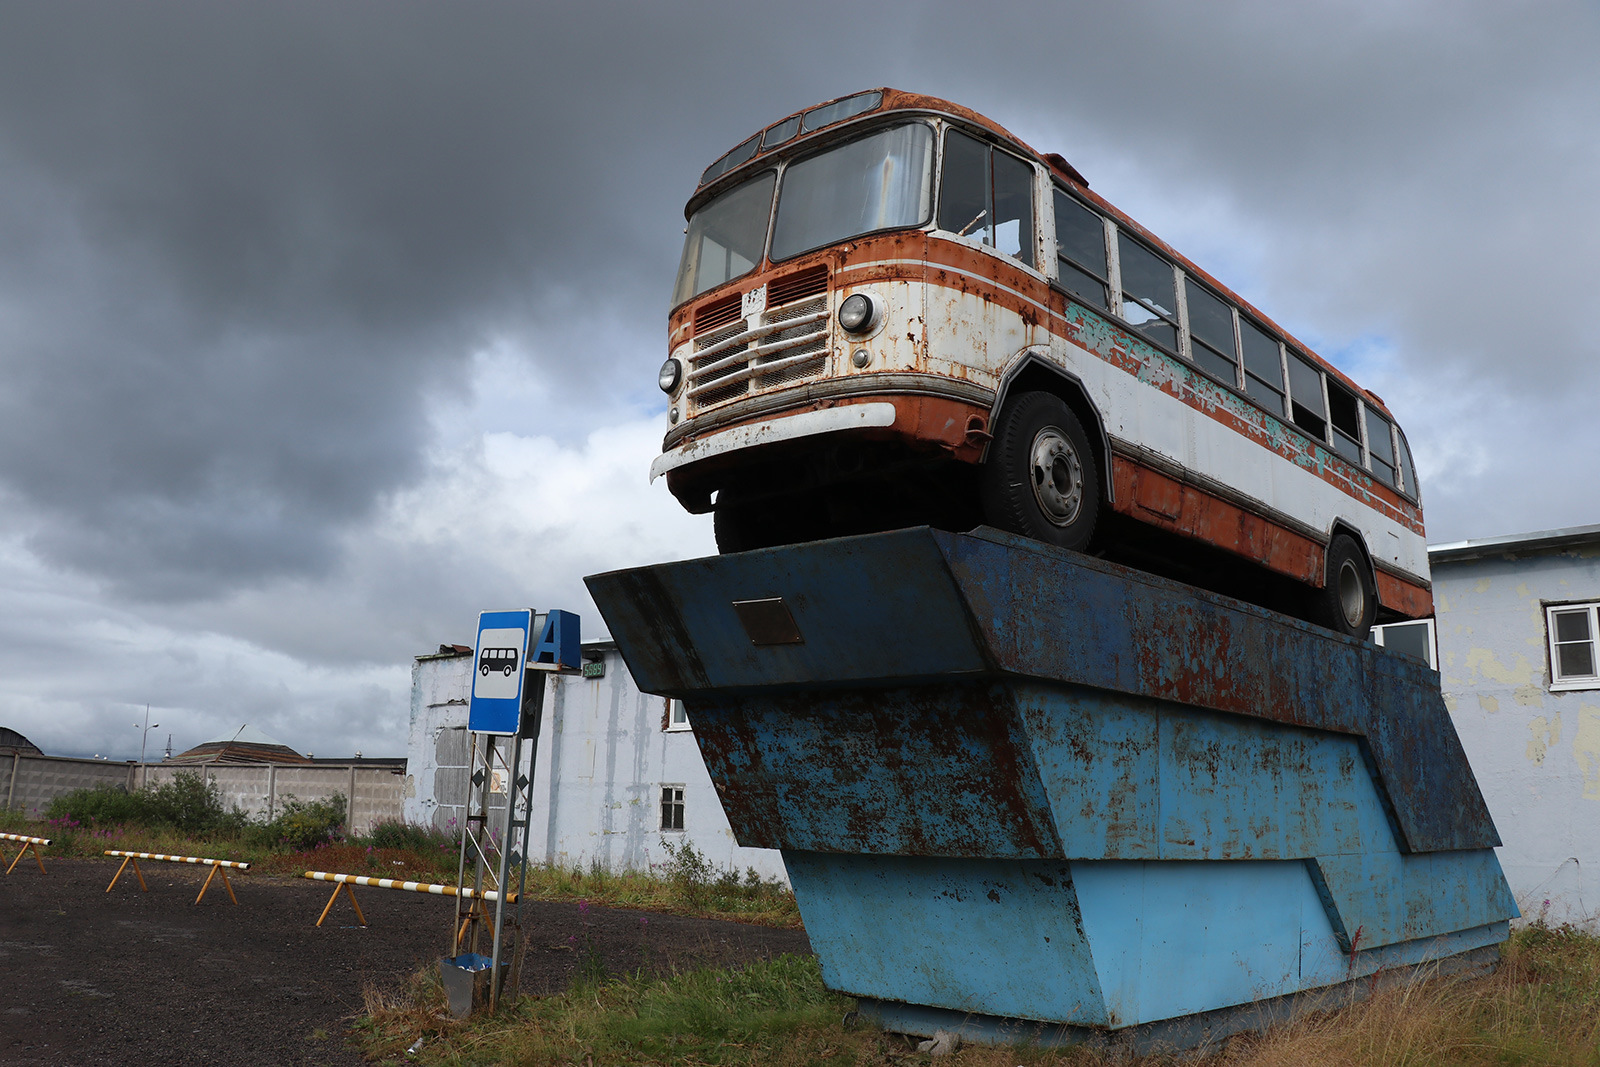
top-left (467, 609), bottom-right (583, 734)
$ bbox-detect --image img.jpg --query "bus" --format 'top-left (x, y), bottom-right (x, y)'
top-left (650, 88), bottom-right (1428, 640)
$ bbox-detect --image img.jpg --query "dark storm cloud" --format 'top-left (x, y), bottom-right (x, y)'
top-left (1, 0), bottom-right (1597, 606)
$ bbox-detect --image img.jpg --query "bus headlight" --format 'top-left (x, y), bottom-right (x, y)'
top-left (658, 358), bottom-right (683, 394)
top-left (837, 292), bottom-right (882, 334)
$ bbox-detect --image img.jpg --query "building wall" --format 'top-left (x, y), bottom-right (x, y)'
top-left (404, 647), bottom-right (787, 883)
top-left (4, 753), bottom-right (403, 831)
top-left (1435, 544), bottom-right (1600, 927)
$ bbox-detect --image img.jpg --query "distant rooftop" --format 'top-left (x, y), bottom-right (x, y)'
top-left (168, 723), bottom-right (308, 765)
top-left (1430, 523), bottom-right (1600, 564)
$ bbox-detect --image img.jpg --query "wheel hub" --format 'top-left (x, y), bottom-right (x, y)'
top-left (1029, 427), bottom-right (1083, 526)
top-left (1337, 559), bottom-right (1366, 628)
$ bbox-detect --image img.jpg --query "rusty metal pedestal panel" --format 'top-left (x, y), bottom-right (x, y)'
top-left (586, 527), bottom-right (1516, 1046)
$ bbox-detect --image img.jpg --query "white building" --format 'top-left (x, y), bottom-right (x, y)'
top-left (405, 640), bottom-right (787, 883)
top-left (1374, 524), bottom-right (1600, 928)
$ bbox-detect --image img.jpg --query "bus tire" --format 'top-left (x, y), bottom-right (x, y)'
top-left (1313, 533), bottom-right (1375, 641)
top-left (980, 390), bottom-right (1099, 552)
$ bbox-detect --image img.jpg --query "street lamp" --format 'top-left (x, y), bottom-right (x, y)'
top-left (136, 704), bottom-right (160, 767)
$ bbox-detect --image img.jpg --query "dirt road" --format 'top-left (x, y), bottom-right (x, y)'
top-left (0, 857), bottom-right (810, 1065)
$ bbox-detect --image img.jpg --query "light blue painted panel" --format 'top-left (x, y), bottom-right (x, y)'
top-left (1017, 686), bottom-right (1395, 863)
top-left (1014, 686), bottom-right (1160, 859)
top-left (783, 851), bottom-right (1109, 1025)
top-left (1154, 708), bottom-right (1390, 861)
top-left (1312, 850), bottom-right (1521, 950)
top-left (1072, 859), bottom-right (1334, 1026)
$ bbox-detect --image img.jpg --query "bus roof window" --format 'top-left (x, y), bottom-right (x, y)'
top-left (1327, 379), bottom-right (1364, 465)
top-left (701, 133), bottom-right (761, 186)
top-left (1286, 352), bottom-right (1327, 440)
top-left (762, 116), bottom-right (800, 150)
top-left (1054, 190), bottom-right (1108, 310)
top-left (1184, 278), bottom-right (1239, 385)
top-left (1365, 407), bottom-right (1397, 487)
top-left (801, 91), bottom-right (882, 133)
top-left (673, 171), bottom-right (776, 307)
top-left (770, 124), bottom-right (933, 262)
top-left (1241, 319), bottom-right (1285, 415)
top-left (1117, 233), bottom-right (1179, 352)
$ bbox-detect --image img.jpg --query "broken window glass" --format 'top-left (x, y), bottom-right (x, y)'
top-left (1118, 233), bottom-right (1178, 351)
top-left (1327, 380), bottom-right (1363, 465)
top-left (992, 151), bottom-right (1034, 266)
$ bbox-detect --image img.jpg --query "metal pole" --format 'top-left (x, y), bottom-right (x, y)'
top-left (487, 731), bottom-right (521, 1011)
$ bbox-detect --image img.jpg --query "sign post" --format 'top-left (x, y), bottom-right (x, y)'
top-left (457, 609), bottom-right (580, 1012)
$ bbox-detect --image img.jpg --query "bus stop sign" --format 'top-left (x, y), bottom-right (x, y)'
top-left (468, 609), bottom-right (583, 735)
top-left (468, 610), bottom-right (533, 735)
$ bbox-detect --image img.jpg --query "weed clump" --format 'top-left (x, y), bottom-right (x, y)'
top-left (47, 771), bottom-right (246, 835)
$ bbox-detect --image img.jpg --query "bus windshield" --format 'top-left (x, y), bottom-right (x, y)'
top-left (674, 123), bottom-right (934, 306)
top-left (673, 171), bottom-right (775, 308)
top-left (770, 123), bottom-right (934, 261)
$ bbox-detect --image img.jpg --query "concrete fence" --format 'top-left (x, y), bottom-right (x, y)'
top-left (3, 753), bottom-right (407, 833)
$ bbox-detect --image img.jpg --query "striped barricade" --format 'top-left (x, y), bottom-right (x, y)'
top-left (302, 871), bottom-right (517, 942)
top-left (104, 850), bottom-right (250, 904)
top-left (1, 832), bottom-right (51, 875)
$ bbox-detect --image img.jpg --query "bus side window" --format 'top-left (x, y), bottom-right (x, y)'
top-left (939, 130), bottom-right (1035, 269)
top-left (991, 151), bottom-right (1034, 267)
top-left (1241, 319), bottom-right (1286, 416)
top-left (1365, 407), bottom-right (1397, 487)
top-left (1397, 429), bottom-right (1419, 500)
top-left (939, 129), bottom-right (992, 244)
top-left (1053, 189), bottom-right (1108, 309)
top-left (1327, 380), bottom-right (1364, 465)
top-left (1184, 278), bottom-right (1239, 385)
top-left (1117, 233), bottom-right (1179, 352)
top-left (1286, 352), bottom-right (1327, 441)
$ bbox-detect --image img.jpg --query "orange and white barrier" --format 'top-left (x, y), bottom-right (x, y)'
top-left (302, 870), bottom-right (517, 934)
top-left (1, 832), bottom-right (51, 875)
top-left (104, 850), bottom-right (250, 904)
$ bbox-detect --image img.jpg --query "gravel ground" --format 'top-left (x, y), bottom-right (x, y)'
top-left (0, 857), bottom-right (811, 1066)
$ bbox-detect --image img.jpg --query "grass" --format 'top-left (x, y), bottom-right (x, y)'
top-left (358, 926), bottom-right (1600, 1067)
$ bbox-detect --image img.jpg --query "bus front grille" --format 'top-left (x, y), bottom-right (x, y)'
top-left (686, 271), bottom-right (832, 414)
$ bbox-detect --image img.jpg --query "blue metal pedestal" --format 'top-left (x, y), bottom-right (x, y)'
top-left (586, 527), bottom-right (1516, 1047)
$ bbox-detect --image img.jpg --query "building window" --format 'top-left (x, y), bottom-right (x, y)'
top-left (1372, 618), bottom-right (1436, 669)
top-left (1548, 603), bottom-right (1600, 691)
top-left (664, 698), bottom-right (691, 732)
top-left (660, 784), bottom-right (685, 831)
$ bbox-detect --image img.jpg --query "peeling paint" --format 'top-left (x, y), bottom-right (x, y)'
top-left (1527, 715), bottom-right (1560, 766)
top-left (1514, 685), bottom-right (1545, 708)
top-left (1572, 706), bottom-right (1600, 800)
top-left (1465, 647), bottom-right (1536, 686)
top-left (1478, 693), bottom-right (1500, 714)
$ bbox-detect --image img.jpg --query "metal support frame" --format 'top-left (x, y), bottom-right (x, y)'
top-left (454, 675), bottom-right (545, 1011)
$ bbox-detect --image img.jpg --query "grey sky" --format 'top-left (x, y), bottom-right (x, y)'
top-left (1, 1), bottom-right (1596, 761)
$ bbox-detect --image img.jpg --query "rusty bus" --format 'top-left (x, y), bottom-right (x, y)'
top-left (651, 89), bottom-right (1428, 638)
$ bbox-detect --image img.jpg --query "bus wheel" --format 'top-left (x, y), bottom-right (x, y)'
top-left (1313, 534), bottom-right (1375, 640)
top-left (980, 391), bottom-right (1099, 552)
